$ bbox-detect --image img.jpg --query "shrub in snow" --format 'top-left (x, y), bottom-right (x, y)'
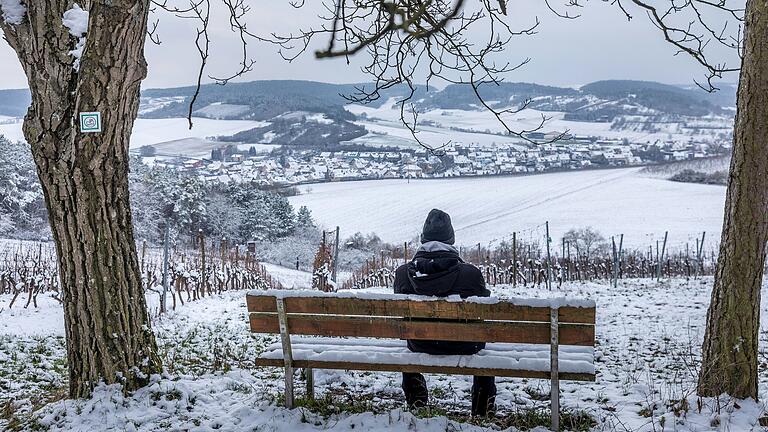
top-left (312, 241), bottom-right (334, 292)
top-left (253, 226), bottom-right (321, 271)
top-left (296, 205), bottom-right (314, 228)
top-left (0, 135), bottom-right (47, 238)
top-left (128, 158), bottom-right (300, 246)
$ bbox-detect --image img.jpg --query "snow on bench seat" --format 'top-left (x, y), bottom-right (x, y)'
top-left (257, 337), bottom-right (595, 378)
top-left (247, 288), bottom-right (597, 309)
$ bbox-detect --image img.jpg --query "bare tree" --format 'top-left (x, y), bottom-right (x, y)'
top-left (0, 0), bottom-right (160, 398)
top-left (0, 0), bottom-right (261, 399)
top-left (563, 227), bottom-right (605, 259)
top-left (697, 0), bottom-right (766, 400)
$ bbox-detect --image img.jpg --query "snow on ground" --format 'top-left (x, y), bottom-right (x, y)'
top-left (193, 103), bottom-right (251, 119)
top-left (236, 143), bottom-right (280, 153)
top-left (290, 168), bottom-right (725, 250)
top-left (347, 100), bottom-right (717, 148)
top-left (0, 118), bottom-right (24, 142)
top-left (0, 117), bottom-right (264, 153)
top-left (128, 118), bottom-right (265, 151)
top-left (1, 278), bottom-right (767, 431)
top-left (353, 118), bottom-right (529, 149)
top-left (261, 263), bottom-right (312, 289)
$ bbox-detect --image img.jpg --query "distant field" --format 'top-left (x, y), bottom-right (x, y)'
top-left (0, 118), bottom-right (24, 142)
top-left (289, 167), bottom-right (726, 250)
top-left (346, 99), bottom-right (727, 148)
top-left (0, 117), bottom-right (264, 151)
top-left (129, 118), bottom-right (265, 150)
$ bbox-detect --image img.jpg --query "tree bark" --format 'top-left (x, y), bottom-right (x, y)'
top-left (1, 0), bottom-right (161, 398)
top-left (698, 0), bottom-right (768, 400)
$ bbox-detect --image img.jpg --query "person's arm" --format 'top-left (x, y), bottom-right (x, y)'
top-left (393, 265), bottom-right (408, 294)
top-left (457, 265), bottom-right (490, 298)
top-left (474, 267), bottom-right (491, 297)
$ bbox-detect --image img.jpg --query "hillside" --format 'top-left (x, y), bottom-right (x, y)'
top-left (217, 111), bottom-right (367, 148)
top-left (0, 79), bottom-right (739, 121)
top-left (288, 168), bottom-right (726, 249)
top-left (135, 79), bottom-right (737, 122)
top-left (139, 80), bottom-right (419, 121)
top-left (1, 79), bottom-right (736, 150)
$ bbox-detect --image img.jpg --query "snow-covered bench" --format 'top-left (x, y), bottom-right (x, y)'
top-left (246, 289), bottom-right (596, 431)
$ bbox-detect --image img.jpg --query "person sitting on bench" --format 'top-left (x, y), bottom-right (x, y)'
top-left (393, 208), bottom-right (496, 417)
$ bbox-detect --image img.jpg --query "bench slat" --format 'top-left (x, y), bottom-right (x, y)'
top-left (249, 313), bottom-right (595, 346)
top-left (246, 295), bottom-right (595, 324)
top-left (252, 357), bottom-right (596, 381)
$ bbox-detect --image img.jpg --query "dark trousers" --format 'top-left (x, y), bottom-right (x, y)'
top-left (402, 372), bottom-right (497, 416)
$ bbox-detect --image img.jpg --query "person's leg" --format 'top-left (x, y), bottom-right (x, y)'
top-left (471, 375), bottom-right (497, 417)
top-left (402, 373), bottom-right (429, 409)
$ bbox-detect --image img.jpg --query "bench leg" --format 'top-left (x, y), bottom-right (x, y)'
top-left (551, 378), bottom-right (559, 431)
top-left (550, 307), bottom-right (560, 431)
top-left (276, 298), bottom-right (295, 409)
top-left (306, 368), bottom-right (314, 400)
top-left (284, 365), bottom-right (295, 409)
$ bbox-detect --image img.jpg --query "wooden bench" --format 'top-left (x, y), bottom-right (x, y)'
top-left (246, 290), bottom-right (596, 431)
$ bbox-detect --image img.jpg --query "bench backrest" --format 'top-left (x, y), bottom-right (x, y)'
top-left (247, 291), bottom-right (596, 347)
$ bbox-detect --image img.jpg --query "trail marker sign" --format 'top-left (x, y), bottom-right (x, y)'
top-left (79, 112), bottom-right (102, 133)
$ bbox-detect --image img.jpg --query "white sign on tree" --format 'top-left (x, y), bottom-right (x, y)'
top-left (79, 112), bottom-right (102, 133)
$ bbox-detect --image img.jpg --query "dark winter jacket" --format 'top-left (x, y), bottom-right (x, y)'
top-left (394, 241), bottom-right (490, 355)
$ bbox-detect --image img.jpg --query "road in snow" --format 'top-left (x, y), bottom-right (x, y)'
top-left (289, 168), bottom-right (726, 250)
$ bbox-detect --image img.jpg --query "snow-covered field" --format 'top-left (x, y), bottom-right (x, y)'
top-left (129, 118), bottom-right (265, 151)
top-left (353, 117), bottom-right (530, 149)
top-left (0, 118), bottom-right (25, 142)
top-left (1, 277), bottom-right (767, 431)
top-left (289, 168), bottom-right (726, 250)
top-left (346, 100), bottom-right (725, 149)
top-left (0, 117), bottom-right (263, 152)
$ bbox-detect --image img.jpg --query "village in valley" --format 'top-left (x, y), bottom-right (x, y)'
top-left (139, 136), bottom-right (729, 186)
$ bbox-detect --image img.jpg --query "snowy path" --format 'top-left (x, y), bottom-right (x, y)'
top-left (261, 263), bottom-right (313, 289)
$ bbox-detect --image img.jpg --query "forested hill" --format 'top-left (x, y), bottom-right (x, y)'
top-left (138, 80), bottom-right (425, 121)
top-left (0, 79), bottom-right (737, 121)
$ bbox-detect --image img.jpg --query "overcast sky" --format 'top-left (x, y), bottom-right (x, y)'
top-left (0, 1), bottom-right (742, 90)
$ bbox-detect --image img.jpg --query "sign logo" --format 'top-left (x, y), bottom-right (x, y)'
top-left (79, 112), bottom-right (102, 133)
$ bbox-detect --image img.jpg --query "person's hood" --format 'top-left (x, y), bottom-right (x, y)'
top-left (417, 241), bottom-right (460, 255)
top-left (406, 241), bottom-right (464, 296)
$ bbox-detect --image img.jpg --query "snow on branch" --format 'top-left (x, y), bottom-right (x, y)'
top-left (0, 0), bottom-right (26, 25)
top-left (62, 3), bottom-right (90, 71)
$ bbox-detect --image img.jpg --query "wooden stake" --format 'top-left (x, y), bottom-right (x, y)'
top-left (512, 232), bottom-right (517, 287)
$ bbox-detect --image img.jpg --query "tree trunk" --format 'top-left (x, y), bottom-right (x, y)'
top-left (698, 0), bottom-right (768, 400)
top-left (1, 0), bottom-right (161, 398)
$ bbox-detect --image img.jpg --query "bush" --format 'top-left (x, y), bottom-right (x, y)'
top-left (669, 169), bottom-right (727, 185)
